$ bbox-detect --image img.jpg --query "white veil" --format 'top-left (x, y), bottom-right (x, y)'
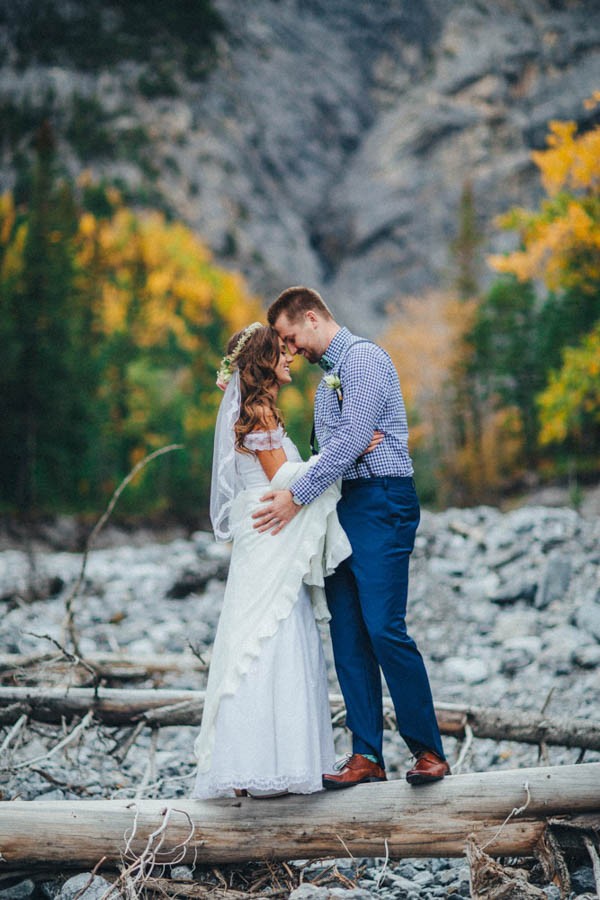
top-left (209, 369), bottom-right (241, 542)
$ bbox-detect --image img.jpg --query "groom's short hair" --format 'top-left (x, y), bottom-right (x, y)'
top-left (267, 286), bottom-right (334, 325)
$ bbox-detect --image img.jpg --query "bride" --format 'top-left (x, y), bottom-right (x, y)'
top-left (192, 323), bottom-right (379, 799)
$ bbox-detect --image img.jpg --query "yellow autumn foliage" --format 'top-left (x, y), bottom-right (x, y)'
top-left (489, 100), bottom-right (600, 295)
top-left (0, 192), bottom-right (16, 247)
top-left (75, 204), bottom-right (262, 355)
top-left (68, 193), bottom-right (265, 507)
top-left (383, 290), bottom-right (475, 444)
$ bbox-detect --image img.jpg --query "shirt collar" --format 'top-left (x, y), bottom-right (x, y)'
top-left (318, 327), bottom-right (351, 371)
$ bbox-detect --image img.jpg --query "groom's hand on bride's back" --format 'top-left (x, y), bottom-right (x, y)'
top-left (252, 489), bottom-right (300, 535)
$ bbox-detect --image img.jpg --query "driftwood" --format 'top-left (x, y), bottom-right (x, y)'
top-left (0, 652), bottom-right (206, 683)
top-left (0, 763), bottom-right (599, 869)
top-left (1, 686), bottom-right (599, 751)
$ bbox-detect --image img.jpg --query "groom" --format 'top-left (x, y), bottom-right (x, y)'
top-left (253, 286), bottom-right (449, 787)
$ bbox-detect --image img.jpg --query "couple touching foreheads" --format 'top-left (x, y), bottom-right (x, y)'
top-left (192, 286), bottom-right (449, 800)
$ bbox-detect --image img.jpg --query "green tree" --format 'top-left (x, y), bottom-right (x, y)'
top-left (451, 180), bottom-right (482, 301)
top-left (537, 322), bottom-right (600, 459)
top-left (467, 276), bottom-right (542, 465)
top-left (0, 122), bottom-right (98, 510)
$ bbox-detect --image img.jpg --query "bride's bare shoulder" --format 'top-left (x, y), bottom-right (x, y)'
top-left (250, 403), bottom-right (279, 432)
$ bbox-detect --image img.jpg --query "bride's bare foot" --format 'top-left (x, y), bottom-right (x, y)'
top-left (234, 789), bottom-right (248, 797)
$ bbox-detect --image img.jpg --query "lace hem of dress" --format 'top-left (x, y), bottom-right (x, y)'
top-left (243, 425), bottom-right (284, 452)
top-left (191, 771), bottom-right (324, 799)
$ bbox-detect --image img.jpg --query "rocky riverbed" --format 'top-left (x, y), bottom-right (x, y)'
top-left (1, 500), bottom-right (599, 899)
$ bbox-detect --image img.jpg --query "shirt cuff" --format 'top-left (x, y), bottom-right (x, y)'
top-left (290, 475), bottom-right (319, 506)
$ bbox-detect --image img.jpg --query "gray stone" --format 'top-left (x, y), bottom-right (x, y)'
top-left (167, 560), bottom-right (228, 599)
top-left (38, 882), bottom-right (61, 900)
top-left (573, 644), bottom-right (600, 669)
top-left (444, 656), bottom-right (490, 684)
top-left (33, 789), bottom-right (65, 801)
top-left (169, 866), bottom-right (194, 881)
top-left (500, 647), bottom-right (535, 676)
top-left (539, 625), bottom-right (583, 670)
top-left (288, 887), bottom-right (330, 900)
top-left (491, 610), bottom-right (539, 643)
top-left (328, 891), bottom-right (373, 900)
top-left (575, 601), bottom-right (600, 642)
top-left (490, 577), bottom-right (537, 605)
top-left (504, 635), bottom-right (543, 655)
top-left (542, 886), bottom-right (560, 899)
top-left (429, 557), bottom-right (466, 578)
top-left (57, 874), bottom-right (117, 900)
top-left (289, 888), bottom-right (373, 900)
top-left (0, 881), bottom-right (36, 900)
top-left (412, 869), bottom-right (435, 886)
top-left (386, 874), bottom-right (416, 892)
top-left (570, 864), bottom-right (596, 893)
top-left (536, 553), bottom-right (572, 610)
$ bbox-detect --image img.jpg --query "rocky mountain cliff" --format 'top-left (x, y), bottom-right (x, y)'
top-left (1, 0), bottom-right (600, 334)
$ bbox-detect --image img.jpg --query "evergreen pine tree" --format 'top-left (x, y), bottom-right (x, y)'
top-left (0, 121), bottom-right (97, 510)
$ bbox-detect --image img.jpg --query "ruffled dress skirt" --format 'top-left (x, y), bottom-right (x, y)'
top-left (192, 583), bottom-right (335, 798)
top-left (192, 452), bottom-right (349, 800)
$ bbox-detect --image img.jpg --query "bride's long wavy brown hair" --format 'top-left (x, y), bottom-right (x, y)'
top-left (228, 326), bottom-right (284, 452)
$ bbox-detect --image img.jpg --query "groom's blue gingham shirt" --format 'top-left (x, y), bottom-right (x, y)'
top-left (291, 328), bottom-right (414, 505)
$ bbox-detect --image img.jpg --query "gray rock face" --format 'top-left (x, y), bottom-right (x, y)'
top-left (1, 1), bottom-right (599, 333)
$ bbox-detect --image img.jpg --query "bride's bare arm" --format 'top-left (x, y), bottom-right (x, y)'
top-left (249, 406), bottom-right (288, 480)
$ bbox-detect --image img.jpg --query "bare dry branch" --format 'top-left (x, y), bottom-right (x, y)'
top-left (62, 443), bottom-right (184, 655)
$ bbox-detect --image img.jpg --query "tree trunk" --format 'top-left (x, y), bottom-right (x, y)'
top-left (0, 764), bottom-right (598, 869)
top-left (1, 687), bottom-right (599, 751)
top-left (0, 652), bottom-right (206, 683)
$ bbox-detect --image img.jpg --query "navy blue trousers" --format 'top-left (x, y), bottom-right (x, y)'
top-left (325, 476), bottom-right (445, 766)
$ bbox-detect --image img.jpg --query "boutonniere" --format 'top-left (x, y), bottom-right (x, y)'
top-left (323, 373), bottom-right (343, 404)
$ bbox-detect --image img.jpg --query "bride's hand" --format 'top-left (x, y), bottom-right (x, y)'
top-left (364, 430), bottom-right (384, 454)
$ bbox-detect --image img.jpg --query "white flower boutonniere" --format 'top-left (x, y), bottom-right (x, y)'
top-left (324, 373), bottom-right (343, 404)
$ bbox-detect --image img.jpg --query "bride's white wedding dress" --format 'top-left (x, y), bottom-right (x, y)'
top-left (192, 426), bottom-right (351, 799)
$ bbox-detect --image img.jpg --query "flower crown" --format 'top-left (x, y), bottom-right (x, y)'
top-left (216, 321), bottom-right (263, 390)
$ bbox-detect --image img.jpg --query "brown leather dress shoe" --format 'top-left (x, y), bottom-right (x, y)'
top-left (322, 753), bottom-right (387, 790)
top-left (406, 750), bottom-right (451, 785)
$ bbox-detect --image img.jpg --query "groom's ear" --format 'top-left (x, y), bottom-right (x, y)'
top-left (305, 309), bottom-right (319, 328)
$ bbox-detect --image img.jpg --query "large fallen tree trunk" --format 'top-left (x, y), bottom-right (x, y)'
top-left (0, 652), bottom-right (206, 682)
top-left (1, 686), bottom-right (599, 751)
top-left (1, 763), bottom-right (599, 869)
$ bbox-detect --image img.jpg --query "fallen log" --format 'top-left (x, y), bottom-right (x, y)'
top-left (1, 686), bottom-right (599, 752)
top-left (0, 763), bottom-right (599, 869)
top-left (0, 652), bottom-right (206, 682)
